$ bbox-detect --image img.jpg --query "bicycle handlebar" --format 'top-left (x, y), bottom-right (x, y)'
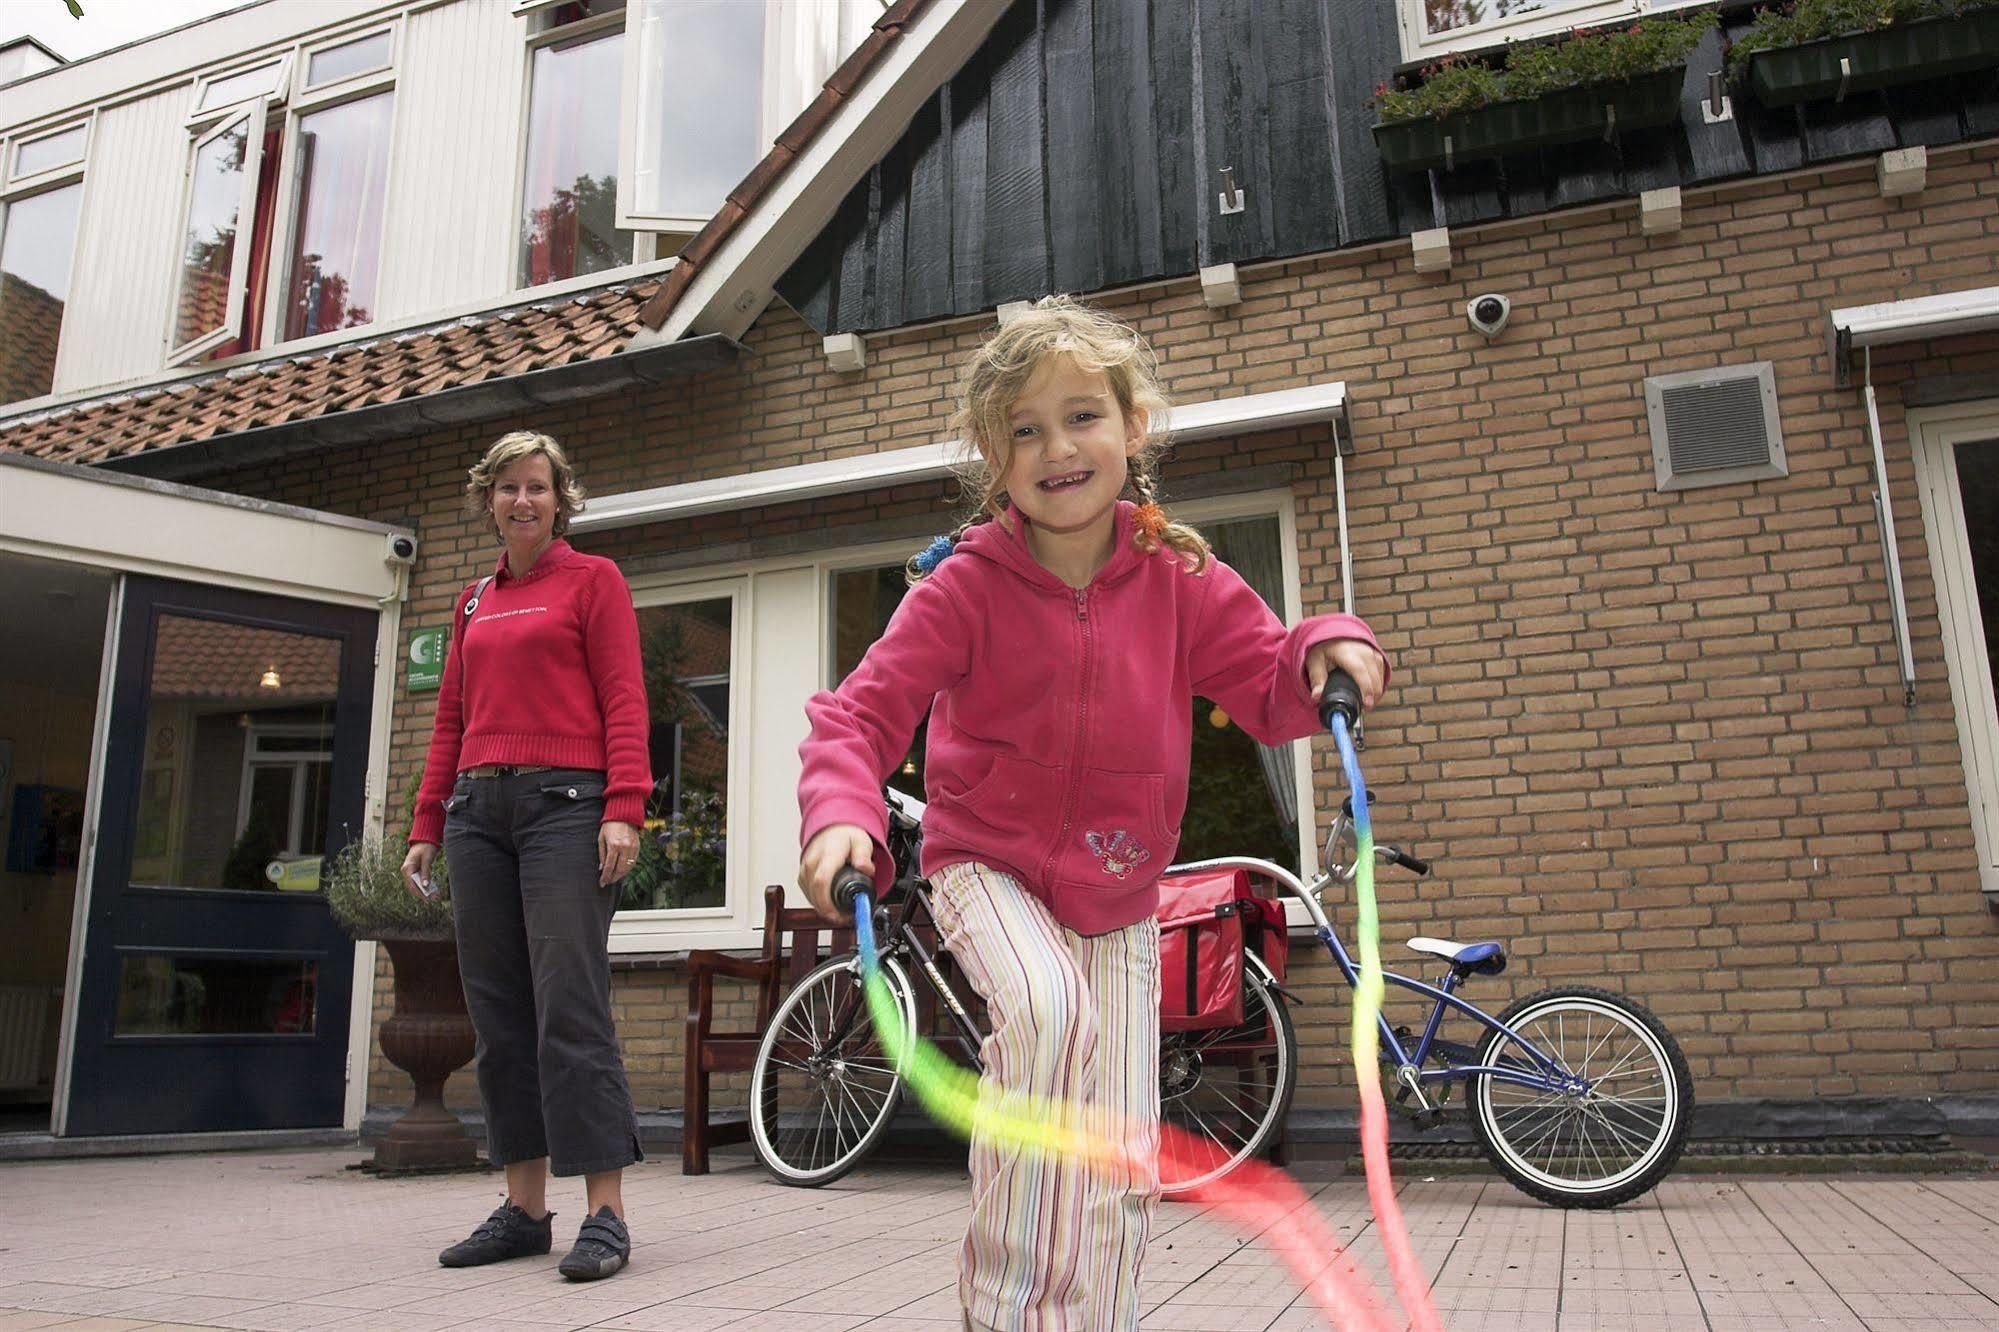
top-left (832, 866), bottom-right (874, 913)
top-left (1318, 668), bottom-right (1363, 731)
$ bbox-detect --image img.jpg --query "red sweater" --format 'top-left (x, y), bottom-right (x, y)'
top-left (411, 540), bottom-right (652, 845)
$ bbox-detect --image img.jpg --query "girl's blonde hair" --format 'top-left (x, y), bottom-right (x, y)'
top-left (466, 431), bottom-right (586, 536)
top-left (913, 295), bottom-right (1209, 581)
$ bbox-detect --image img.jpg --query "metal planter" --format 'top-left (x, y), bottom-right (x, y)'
top-left (1748, 9), bottom-right (1999, 106)
top-left (1373, 66), bottom-right (1686, 174)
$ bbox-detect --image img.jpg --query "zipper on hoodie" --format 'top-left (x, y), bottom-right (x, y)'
top-left (1042, 586), bottom-right (1092, 887)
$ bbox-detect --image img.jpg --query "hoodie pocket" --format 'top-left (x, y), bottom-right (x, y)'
top-left (925, 755), bottom-right (1047, 856)
top-left (1055, 770), bottom-right (1173, 893)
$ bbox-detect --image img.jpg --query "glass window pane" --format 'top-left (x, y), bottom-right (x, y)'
top-left (173, 119), bottom-right (251, 352)
top-left (198, 59), bottom-right (282, 111)
top-left (1179, 516), bottom-right (1299, 874)
top-left (14, 124), bottom-right (85, 179)
top-left (305, 31), bottom-right (392, 88)
top-left (623, 598), bottom-right (732, 912)
top-left (629, 0), bottom-right (763, 221)
top-left (830, 564), bottom-right (928, 801)
top-left (0, 181), bottom-right (81, 405)
top-left (129, 615), bottom-right (340, 892)
top-left (1421, 0), bottom-right (1598, 38)
top-left (282, 91), bottom-right (393, 340)
top-left (519, 29), bottom-right (635, 287)
top-left (115, 956), bottom-right (317, 1035)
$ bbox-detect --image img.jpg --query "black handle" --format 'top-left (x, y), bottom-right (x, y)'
top-left (832, 866), bottom-right (874, 914)
top-left (1387, 847), bottom-right (1432, 877)
top-left (1319, 668), bottom-right (1363, 731)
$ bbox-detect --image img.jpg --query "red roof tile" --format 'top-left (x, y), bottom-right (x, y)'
top-left (0, 278), bottom-right (663, 468)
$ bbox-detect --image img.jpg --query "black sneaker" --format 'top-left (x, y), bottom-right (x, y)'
top-left (438, 1202), bottom-right (554, 1268)
top-left (557, 1205), bottom-right (630, 1281)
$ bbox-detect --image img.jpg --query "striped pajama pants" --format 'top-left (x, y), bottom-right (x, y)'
top-left (927, 861), bottom-right (1161, 1332)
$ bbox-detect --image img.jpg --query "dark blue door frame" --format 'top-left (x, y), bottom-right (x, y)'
top-left (64, 576), bottom-right (375, 1137)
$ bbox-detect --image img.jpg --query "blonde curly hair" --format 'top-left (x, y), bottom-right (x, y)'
top-left (917, 295), bottom-right (1208, 581)
top-left (466, 431), bottom-right (586, 537)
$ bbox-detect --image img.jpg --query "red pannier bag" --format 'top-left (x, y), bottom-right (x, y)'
top-left (1159, 869), bottom-right (1246, 1032)
top-left (1158, 868), bottom-right (1289, 1033)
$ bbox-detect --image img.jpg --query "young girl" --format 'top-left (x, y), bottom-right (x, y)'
top-left (797, 296), bottom-right (1388, 1332)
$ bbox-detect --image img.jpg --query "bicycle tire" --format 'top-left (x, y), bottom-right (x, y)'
top-left (1160, 952), bottom-right (1298, 1199)
top-left (748, 952), bottom-right (916, 1188)
top-left (1470, 985), bottom-right (1693, 1208)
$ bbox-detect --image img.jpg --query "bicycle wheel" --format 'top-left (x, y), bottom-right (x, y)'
top-left (1470, 985), bottom-right (1693, 1208)
top-left (748, 952), bottom-right (916, 1187)
top-left (1159, 953), bottom-right (1298, 1199)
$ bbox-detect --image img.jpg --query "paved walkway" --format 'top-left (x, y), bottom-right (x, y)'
top-left (2, 1148), bottom-right (1996, 1330)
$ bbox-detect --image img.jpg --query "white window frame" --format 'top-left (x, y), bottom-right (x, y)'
top-left (236, 722), bottom-right (337, 859)
top-left (514, 7), bottom-right (651, 293)
top-left (295, 23), bottom-right (399, 104)
top-left (1909, 401), bottom-right (1999, 904)
top-left (615, 575), bottom-right (751, 950)
top-left (186, 52), bottom-right (295, 129)
top-left (5, 115), bottom-right (90, 195)
top-left (1397, 0), bottom-right (1707, 62)
top-left (165, 101), bottom-right (269, 367)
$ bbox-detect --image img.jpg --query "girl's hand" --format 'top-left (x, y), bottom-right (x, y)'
top-left (401, 841), bottom-right (439, 899)
top-left (1306, 639), bottom-right (1386, 711)
top-left (599, 820), bottom-right (641, 887)
top-left (800, 824), bottom-right (874, 924)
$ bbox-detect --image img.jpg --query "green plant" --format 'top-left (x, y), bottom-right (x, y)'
top-left (1375, 11), bottom-right (1717, 123)
top-left (223, 805), bottom-right (282, 892)
top-left (325, 827), bottom-right (453, 939)
top-left (618, 787), bottom-right (727, 912)
top-left (1727, 0), bottom-right (1999, 79)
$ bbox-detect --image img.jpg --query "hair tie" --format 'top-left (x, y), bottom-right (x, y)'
top-left (912, 534), bottom-right (956, 575)
top-left (1132, 502), bottom-right (1168, 544)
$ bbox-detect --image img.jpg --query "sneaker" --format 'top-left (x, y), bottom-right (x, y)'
top-left (438, 1202), bottom-right (554, 1268)
top-left (557, 1205), bottom-right (630, 1281)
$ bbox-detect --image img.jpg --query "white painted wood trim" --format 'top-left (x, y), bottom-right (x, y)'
top-left (571, 380), bottom-right (1349, 536)
top-left (1834, 284), bottom-right (1999, 349)
top-left (1909, 401), bottom-right (1999, 901)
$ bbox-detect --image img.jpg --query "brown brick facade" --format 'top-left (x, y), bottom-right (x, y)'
top-left (214, 142), bottom-right (1999, 1125)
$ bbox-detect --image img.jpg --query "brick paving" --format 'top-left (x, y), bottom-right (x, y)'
top-left (3, 1149), bottom-right (1997, 1330)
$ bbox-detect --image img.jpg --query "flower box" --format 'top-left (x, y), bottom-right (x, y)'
top-left (1748, 10), bottom-right (1999, 106)
top-left (1373, 66), bottom-right (1686, 174)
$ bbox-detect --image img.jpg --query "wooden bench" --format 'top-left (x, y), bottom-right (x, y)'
top-left (681, 884), bottom-right (855, 1174)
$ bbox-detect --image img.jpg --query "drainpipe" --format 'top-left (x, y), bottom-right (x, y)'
top-left (1859, 347), bottom-right (1917, 706)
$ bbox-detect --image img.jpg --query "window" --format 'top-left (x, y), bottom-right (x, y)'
top-left (0, 180), bottom-right (82, 406)
top-left (618, 0), bottom-right (766, 231)
top-left (1400, 0), bottom-right (1704, 60)
top-left (0, 115), bottom-right (87, 406)
top-left (620, 592), bottom-right (736, 916)
top-left (168, 31), bottom-right (396, 364)
top-left (520, 17), bottom-right (637, 287)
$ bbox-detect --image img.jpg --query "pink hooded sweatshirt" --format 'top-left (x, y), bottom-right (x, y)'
top-left (799, 501), bottom-right (1388, 935)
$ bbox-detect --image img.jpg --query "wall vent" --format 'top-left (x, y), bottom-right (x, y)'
top-left (1644, 362), bottom-right (1788, 491)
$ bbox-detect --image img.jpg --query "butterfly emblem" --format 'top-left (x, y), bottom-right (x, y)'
top-left (1084, 829), bottom-right (1151, 879)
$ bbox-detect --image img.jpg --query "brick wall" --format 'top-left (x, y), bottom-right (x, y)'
top-left (212, 142), bottom-right (1999, 1121)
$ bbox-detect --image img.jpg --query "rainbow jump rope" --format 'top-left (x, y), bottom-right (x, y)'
top-left (831, 670), bottom-right (1439, 1331)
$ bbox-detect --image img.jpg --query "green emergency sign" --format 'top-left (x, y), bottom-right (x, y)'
top-left (407, 626), bottom-right (446, 692)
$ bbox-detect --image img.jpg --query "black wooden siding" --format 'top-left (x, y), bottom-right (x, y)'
top-left (779, 0), bottom-right (1999, 336)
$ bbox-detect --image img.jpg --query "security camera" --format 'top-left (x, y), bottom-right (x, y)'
top-left (1467, 293), bottom-right (1511, 339)
top-left (385, 534), bottom-right (418, 566)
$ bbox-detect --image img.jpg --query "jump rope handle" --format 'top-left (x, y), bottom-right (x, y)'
top-left (1318, 668), bottom-right (1364, 732)
top-left (832, 866), bottom-right (874, 916)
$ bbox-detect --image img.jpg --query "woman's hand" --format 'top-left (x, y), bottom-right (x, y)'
top-left (800, 824), bottom-right (874, 924)
top-left (599, 820), bottom-right (640, 887)
top-left (1305, 638), bottom-right (1386, 711)
top-left (401, 841), bottom-right (439, 899)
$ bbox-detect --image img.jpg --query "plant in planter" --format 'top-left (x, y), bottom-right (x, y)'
top-left (1374, 11), bottom-right (1718, 173)
top-left (1727, 0), bottom-right (1999, 106)
top-left (617, 787), bottom-right (727, 912)
top-left (326, 823), bottom-right (480, 1173)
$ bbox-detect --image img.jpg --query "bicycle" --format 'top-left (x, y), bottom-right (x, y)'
top-left (751, 682), bottom-right (1693, 1208)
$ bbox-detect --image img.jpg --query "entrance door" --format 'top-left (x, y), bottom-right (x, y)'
top-left (64, 576), bottom-right (375, 1136)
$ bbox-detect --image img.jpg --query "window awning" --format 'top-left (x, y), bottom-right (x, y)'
top-left (570, 380), bottom-right (1348, 535)
top-left (1832, 283), bottom-right (1999, 350)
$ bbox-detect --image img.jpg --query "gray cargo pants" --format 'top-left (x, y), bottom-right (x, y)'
top-left (442, 766), bottom-right (642, 1176)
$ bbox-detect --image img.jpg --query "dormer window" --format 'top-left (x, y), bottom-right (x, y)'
top-left (168, 28), bottom-right (398, 365)
top-left (518, 4), bottom-right (638, 287)
top-left (0, 115), bottom-right (88, 406)
top-left (1400, 0), bottom-right (1708, 61)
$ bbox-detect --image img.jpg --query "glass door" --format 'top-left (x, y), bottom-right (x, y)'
top-left (64, 576), bottom-right (375, 1136)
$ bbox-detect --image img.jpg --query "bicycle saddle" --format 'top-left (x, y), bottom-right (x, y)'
top-left (1406, 936), bottom-right (1507, 976)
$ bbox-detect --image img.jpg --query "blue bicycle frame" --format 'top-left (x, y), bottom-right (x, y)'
top-left (1167, 848), bottom-right (1587, 1102)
